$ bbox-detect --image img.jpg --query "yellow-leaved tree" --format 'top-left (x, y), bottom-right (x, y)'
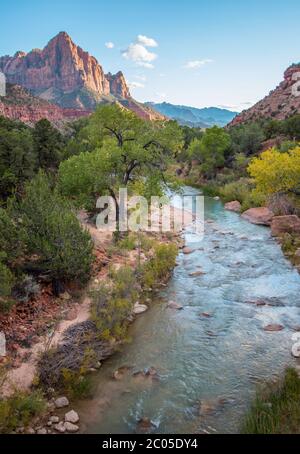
top-left (248, 147), bottom-right (300, 196)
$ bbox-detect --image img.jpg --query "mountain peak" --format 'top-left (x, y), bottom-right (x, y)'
top-left (0, 32), bottom-right (131, 110)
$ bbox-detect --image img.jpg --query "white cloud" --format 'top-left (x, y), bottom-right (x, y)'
top-left (129, 81), bottom-right (145, 89)
top-left (134, 75), bottom-right (147, 82)
top-left (122, 43), bottom-right (157, 68)
top-left (105, 42), bottom-right (115, 49)
top-left (137, 35), bottom-right (158, 48)
top-left (184, 59), bottom-right (213, 69)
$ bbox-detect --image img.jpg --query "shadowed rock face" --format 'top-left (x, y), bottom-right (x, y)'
top-left (0, 32), bottom-right (131, 109)
top-left (229, 64), bottom-right (300, 126)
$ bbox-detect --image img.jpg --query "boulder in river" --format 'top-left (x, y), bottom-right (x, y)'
top-left (167, 301), bottom-right (183, 310)
top-left (241, 207), bottom-right (274, 226)
top-left (133, 302), bottom-right (148, 315)
top-left (189, 271), bottom-right (205, 277)
top-left (182, 247), bottom-right (195, 255)
top-left (113, 366), bottom-right (132, 380)
top-left (225, 201), bottom-right (242, 213)
top-left (263, 324), bottom-right (284, 332)
top-left (137, 417), bottom-right (155, 430)
top-left (271, 215), bottom-right (300, 237)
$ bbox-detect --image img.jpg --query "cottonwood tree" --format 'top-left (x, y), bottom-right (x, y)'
top-left (58, 104), bottom-right (183, 232)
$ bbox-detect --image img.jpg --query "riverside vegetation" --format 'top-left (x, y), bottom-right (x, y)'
top-left (0, 105), bottom-right (181, 433)
top-left (0, 105), bottom-right (300, 434)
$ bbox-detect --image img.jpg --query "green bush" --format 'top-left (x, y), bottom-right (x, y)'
top-left (220, 178), bottom-right (253, 203)
top-left (141, 243), bottom-right (177, 289)
top-left (61, 368), bottom-right (92, 399)
top-left (242, 368), bottom-right (300, 434)
top-left (0, 390), bottom-right (46, 433)
top-left (17, 171), bottom-right (94, 289)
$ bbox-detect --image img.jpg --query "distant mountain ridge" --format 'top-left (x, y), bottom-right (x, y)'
top-left (145, 102), bottom-right (238, 127)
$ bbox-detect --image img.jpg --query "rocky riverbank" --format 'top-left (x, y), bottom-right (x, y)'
top-left (0, 209), bottom-right (184, 434)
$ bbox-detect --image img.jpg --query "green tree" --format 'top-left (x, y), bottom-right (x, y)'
top-left (188, 126), bottom-right (231, 178)
top-left (59, 105), bottom-right (183, 230)
top-left (229, 123), bottom-right (265, 156)
top-left (248, 147), bottom-right (300, 196)
top-left (33, 119), bottom-right (65, 169)
top-left (17, 171), bottom-right (94, 294)
top-left (0, 119), bottom-right (36, 199)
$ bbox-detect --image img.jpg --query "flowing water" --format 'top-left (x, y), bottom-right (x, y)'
top-left (78, 188), bottom-right (300, 434)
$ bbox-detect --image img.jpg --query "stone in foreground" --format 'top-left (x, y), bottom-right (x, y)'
top-left (64, 422), bottom-right (79, 433)
top-left (224, 201), bottom-right (242, 213)
top-left (54, 396), bottom-right (69, 408)
top-left (65, 410), bottom-right (79, 424)
top-left (241, 207), bottom-right (274, 226)
top-left (271, 215), bottom-right (300, 237)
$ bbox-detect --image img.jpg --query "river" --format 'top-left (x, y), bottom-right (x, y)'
top-left (77, 188), bottom-right (300, 434)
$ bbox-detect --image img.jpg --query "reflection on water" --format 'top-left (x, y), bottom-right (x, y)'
top-left (78, 189), bottom-right (300, 434)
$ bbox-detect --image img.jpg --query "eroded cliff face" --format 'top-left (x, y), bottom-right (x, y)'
top-left (230, 64), bottom-right (300, 126)
top-left (0, 32), bottom-right (130, 109)
top-left (0, 84), bottom-right (91, 126)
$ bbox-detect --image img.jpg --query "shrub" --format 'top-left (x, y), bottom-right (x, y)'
top-left (248, 147), bottom-right (300, 196)
top-left (118, 235), bottom-right (136, 251)
top-left (60, 368), bottom-right (92, 399)
top-left (242, 368), bottom-right (300, 434)
top-left (220, 178), bottom-right (253, 203)
top-left (91, 285), bottom-right (133, 341)
top-left (0, 260), bottom-right (15, 313)
top-left (17, 171), bottom-right (94, 291)
top-left (91, 266), bottom-right (137, 340)
top-left (0, 390), bottom-right (46, 433)
top-left (141, 243), bottom-right (177, 289)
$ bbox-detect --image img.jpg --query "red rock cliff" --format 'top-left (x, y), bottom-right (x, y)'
top-left (0, 32), bottom-right (131, 109)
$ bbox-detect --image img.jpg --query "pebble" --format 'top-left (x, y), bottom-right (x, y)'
top-left (55, 396), bottom-right (69, 408)
top-left (65, 410), bottom-right (79, 424)
top-left (37, 428), bottom-right (47, 435)
top-left (53, 421), bottom-right (66, 433)
top-left (49, 416), bottom-right (60, 423)
top-left (64, 422), bottom-right (79, 433)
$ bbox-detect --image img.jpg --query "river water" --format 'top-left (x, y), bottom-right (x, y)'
top-left (78, 189), bottom-right (300, 434)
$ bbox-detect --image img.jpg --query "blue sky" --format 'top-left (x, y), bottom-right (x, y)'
top-left (1, 0), bottom-right (300, 111)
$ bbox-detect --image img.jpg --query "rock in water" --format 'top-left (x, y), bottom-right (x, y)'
top-left (263, 324), bottom-right (284, 332)
top-left (138, 417), bottom-right (154, 430)
top-left (167, 301), bottom-right (183, 310)
top-left (224, 201), bottom-right (242, 213)
top-left (182, 247), bottom-right (195, 255)
top-left (65, 410), bottom-right (79, 424)
top-left (133, 302), bottom-right (148, 315)
top-left (241, 207), bottom-right (274, 226)
top-left (54, 396), bottom-right (69, 408)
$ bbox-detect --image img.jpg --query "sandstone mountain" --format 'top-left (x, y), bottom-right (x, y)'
top-left (230, 64), bottom-right (300, 126)
top-left (0, 83), bottom-right (91, 126)
top-left (0, 32), bottom-right (163, 121)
